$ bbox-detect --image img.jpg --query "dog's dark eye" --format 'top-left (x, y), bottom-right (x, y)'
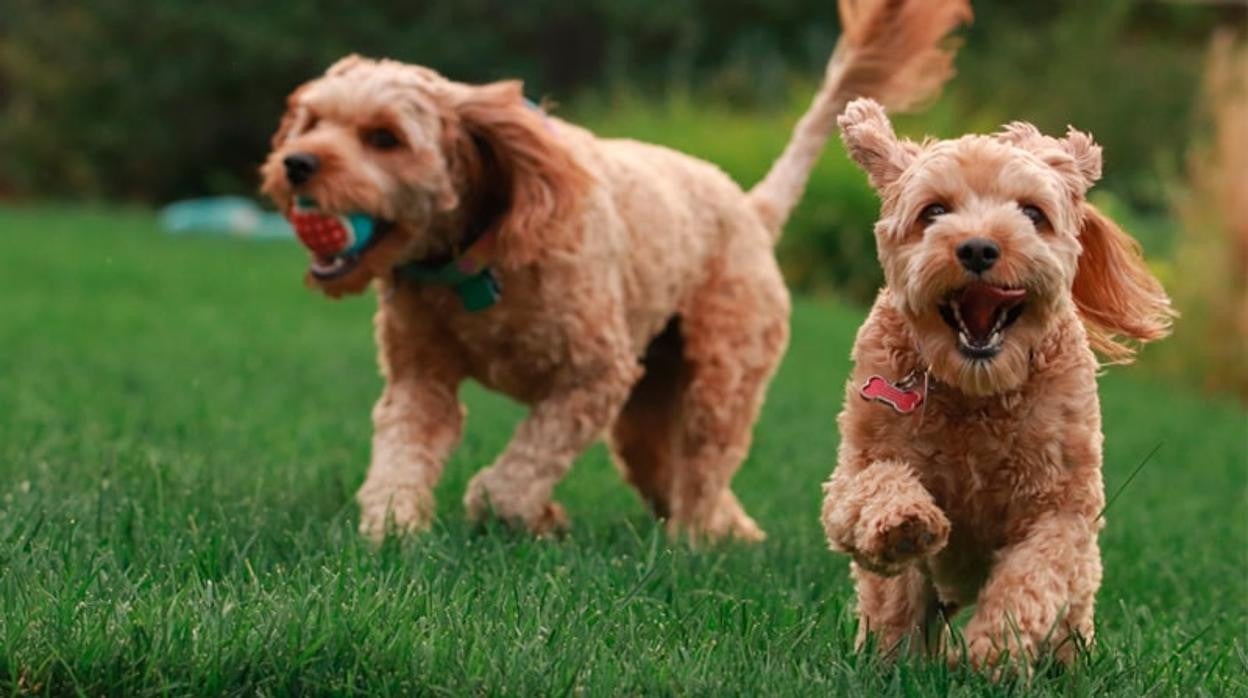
top-left (363, 128), bottom-right (401, 150)
top-left (919, 203), bottom-right (949, 226)
top-left (1020, 204), bottom-right (1049, 229)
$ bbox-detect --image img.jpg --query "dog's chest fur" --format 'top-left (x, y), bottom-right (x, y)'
top-left (408, 279), bottom-right (590, 402)
top-left (847, 301), bottom-right (1105, 604)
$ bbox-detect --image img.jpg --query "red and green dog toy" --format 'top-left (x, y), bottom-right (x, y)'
top-left (286, 196), bottom-right (500, 311)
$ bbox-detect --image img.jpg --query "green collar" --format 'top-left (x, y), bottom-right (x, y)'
top-left (393, 228), bottom-right (501, 312)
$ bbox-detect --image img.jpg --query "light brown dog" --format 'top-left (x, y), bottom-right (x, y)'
top-left (260, 0), bottom-right (970, 543)
top-left (821, 98), bottom-right (1174, 668)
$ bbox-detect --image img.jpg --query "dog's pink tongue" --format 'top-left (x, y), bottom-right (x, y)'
top-left (958, 283), bottom-right (1026, 339)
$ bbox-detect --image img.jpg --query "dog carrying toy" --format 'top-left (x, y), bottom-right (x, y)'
top-left (286, 196), bottom-right (377, 261)
top-left (286, 196), bottom-right (501, 312)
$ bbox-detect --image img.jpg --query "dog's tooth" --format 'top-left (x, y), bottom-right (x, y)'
top-left (951, 302), bottom-right (971, 333)
top-left (311, 257), bottom-right (344, 274)
top-left (958, 331), bottom-right (971, 347)
top-left (989, 331), bottom-right (1002, 347)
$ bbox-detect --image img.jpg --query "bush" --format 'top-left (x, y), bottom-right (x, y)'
top-left (1, 1), bottom-right (1240, 301)
top-left (0, 0), bottom-right (841, 201)
top-left (1, 1), bottom-right (1236, 207)
top-left (949, 1), bottom-right (1234, 210)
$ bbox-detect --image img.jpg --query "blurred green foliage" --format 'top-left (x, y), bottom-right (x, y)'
top-left (0, 0), bottom-right (840, 200)
top-left (949, 2), bottom-right (1230, 212)
top-left (0, 1), bottom-right (1240, 296)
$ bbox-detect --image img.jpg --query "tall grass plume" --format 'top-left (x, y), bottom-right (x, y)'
top-left (1161, 31), bottom-right (1248, 402)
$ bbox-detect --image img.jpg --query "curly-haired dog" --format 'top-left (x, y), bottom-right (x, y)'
top-left (821, 98), bottom-right (1174, 667)
top-left (260, 1), bottom-right (970, 542)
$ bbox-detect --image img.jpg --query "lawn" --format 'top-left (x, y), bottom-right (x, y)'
top-left (0, 206), bottom-right (1244, 696)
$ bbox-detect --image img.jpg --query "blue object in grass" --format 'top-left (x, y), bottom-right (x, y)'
top-left (160, 197), bottom-right (292, 239)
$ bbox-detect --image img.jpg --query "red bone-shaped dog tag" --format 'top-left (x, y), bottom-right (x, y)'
top-left (860, 373), bottom-right (925, 414)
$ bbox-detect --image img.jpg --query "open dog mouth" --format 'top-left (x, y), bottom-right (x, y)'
top-left (938, 282), bottom-right (1027, 360)
top-left (305, 231), bottom-right (390, 280)
top-left (286, 197), bottom-right (393, 281)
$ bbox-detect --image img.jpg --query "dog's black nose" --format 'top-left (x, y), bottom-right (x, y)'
top-left (283, 153), bottom-right (319, 185)
top-left (956, 238), bottom-right (1000, 273)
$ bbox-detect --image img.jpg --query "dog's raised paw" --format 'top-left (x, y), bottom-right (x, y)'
top-left (857, 504), bottom-right (950, 575)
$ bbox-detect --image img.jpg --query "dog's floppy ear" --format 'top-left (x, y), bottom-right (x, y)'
top-left (451, 81), bottom-right (590, 268)
top-left (837, 98), bottom-right (918, 190)
top-left (1072, 204), bottom-right (1175, 363)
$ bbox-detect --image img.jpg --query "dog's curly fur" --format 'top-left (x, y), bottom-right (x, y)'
top-left (260, 1), bottom-right (970, 543)
top-left (822, 99), bottom-right (1174, 668)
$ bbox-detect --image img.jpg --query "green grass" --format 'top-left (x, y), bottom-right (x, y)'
top-left (0, 206), bottom-right (1244, 696)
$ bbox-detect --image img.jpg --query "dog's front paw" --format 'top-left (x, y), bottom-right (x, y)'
top-left (951, 633), bottom-right (1036, 681)
top-left (356, 483), bottom-right (435, 542)
top-left (463, 469), bottom-right (569, 537)
top-left (856, 502), bottom-right (950, 575)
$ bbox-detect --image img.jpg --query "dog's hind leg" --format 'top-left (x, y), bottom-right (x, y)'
top-left (663, 256), bottom-right (791, 544)
top-left (607, 317), bottom-right (689, 518)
